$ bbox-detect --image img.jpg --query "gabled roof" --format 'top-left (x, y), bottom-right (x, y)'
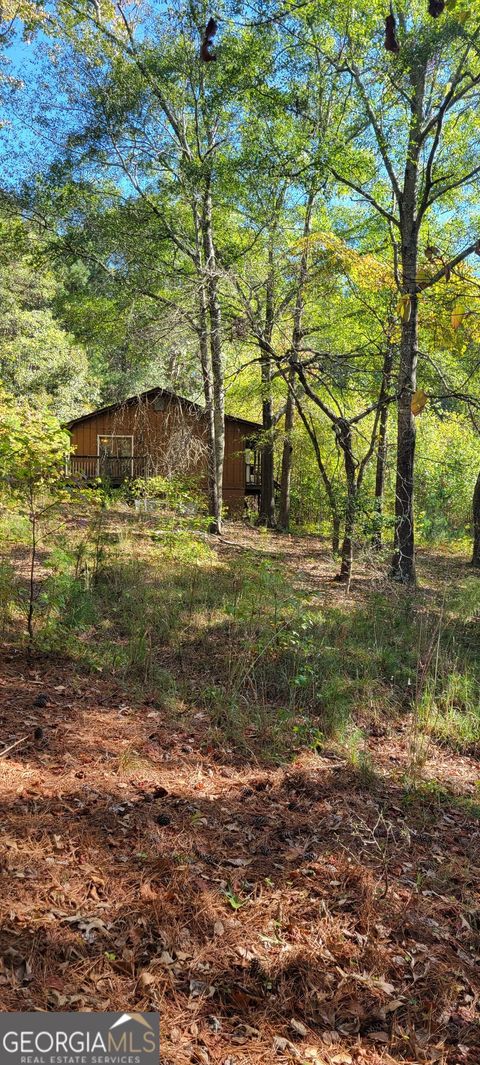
top-left (66, 386), bottom-right (261, 432)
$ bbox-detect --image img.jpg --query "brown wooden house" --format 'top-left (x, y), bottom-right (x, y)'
top-left (66, 387), bottom-right (262, 514)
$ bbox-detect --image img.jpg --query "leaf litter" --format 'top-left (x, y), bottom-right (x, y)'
top-left (0, 536), bottom-right (479, 1064)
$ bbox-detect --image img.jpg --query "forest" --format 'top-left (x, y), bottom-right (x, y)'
top-left (0, 1), bottom-right (479, 1063)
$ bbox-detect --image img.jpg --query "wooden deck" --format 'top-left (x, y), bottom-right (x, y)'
top-left (67, 455), bottom-right (150, 484)
top-left (67, 454), bottom-right (262, 492)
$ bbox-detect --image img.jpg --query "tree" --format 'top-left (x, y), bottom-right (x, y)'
top-left (472, 471), bottom-right (480, 567)
top-left (299, 1), bottom-right (480, 580)
top-left (372, 341), bottom-right (396, 549)
top-left (23, 3), bottom-right (266, 532)
top-left (0, 214), bottom-right (95, 420)
top-left (292, 390), bottom-right (343, 553)
top-left (0, 389), bottom-right (70, 641)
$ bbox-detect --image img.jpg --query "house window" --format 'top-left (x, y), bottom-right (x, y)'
top-left (97, 435), bottom-right (134, 478)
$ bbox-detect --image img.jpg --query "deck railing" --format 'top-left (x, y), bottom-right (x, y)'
top-left (68, 453), bottom-right (262, 490)
top-left (67, 455), bottom-right (150, 483)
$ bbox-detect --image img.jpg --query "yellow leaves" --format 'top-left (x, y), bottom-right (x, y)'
top-left (1, 0), bottom-right (49, 26)
top-left (387, 324), bottom-right (402, 344)
top-left (411, 389), bottom-right (428, 416)
top-left (397, 294), bottom-right (411, 323)
top-left (451, 303), bottom-right (466, 330)
top-left (416, 267), bottom-right (430, 285)
top-left (294, 230), bottom-right (393, 289)
top-left (445, 0), bottom-right (470, 19)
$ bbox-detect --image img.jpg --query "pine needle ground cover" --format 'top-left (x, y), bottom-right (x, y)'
top-left (0, 507), bottom-right (479, 1065)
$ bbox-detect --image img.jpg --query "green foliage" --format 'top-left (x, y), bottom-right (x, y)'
top-left (0, 560), bottom-right (16, 627)
top-left (0, 388), bottom-right (70, 492)
top-left (0, 216), bottom-right (96, 420)
top-left (0, 389), bottom-right (73, 640)
top-left (416, 414), bottom-right (479, 543)
top-left (419, 670), bottom-right (480, 749)
top-left (121, 474), bottom-right (206, 514)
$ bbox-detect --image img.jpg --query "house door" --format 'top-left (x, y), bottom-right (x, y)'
top-left (97, 435), bottom-right (133, 481)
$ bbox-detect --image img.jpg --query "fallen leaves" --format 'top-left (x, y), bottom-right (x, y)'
top-left (62, 914), bottom-right (111, 942)
top-left (139, 880), bottom-right (158, 901)
top-left (137, 969), bottom-right (155, 991)
top-left (0, 952), bottom-right (32, 987)
top-left (1, 589), bottom-right (480, 1065)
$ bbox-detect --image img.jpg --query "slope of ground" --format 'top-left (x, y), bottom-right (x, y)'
top-left (0, 514), bottom-right (479, 1065)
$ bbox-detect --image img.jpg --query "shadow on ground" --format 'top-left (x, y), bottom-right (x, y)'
top-left (0, 648), bottom-right (479, 1065)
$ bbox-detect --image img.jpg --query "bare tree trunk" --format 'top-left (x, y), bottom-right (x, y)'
top-left (197, 274), bottom-right (217, 521)
top-left (471, 471), bottom-right (480, 567)
top-left (278, 377), bottom-right (294, 530)
top-left (339, 492), bottom-right (356, 582)
top-left (27, 488), bottom-right (36, 645)
top-left (337, 420), bottom-right (357, 583)
top-left (391, 280), bottom-right (418, 583)
top-left (259, 355), bottom-right (276, 526)
top-left (202, 180), bottom-right (224, 534)
top-left (193, 199), bottom-right (218, 527)
top-left (259, 247), bottom-right (276, 527)
top-left (391, 68), bottom-right (424, 584)
top-left (332, 513), bottom-right (341, 556)
top-left (278, 192), bottom-right (314, 531)
top-left (372, 343), bottom-right (395, 549)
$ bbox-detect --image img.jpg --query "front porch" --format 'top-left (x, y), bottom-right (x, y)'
top-left (67, 451), bottom-right (262, 493)
top-left (67, 455), bottom-right (151, 485)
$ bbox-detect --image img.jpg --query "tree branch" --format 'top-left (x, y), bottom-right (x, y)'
top-left (330, 168), bottom-right (400, 228)
top-left (418, 239), bottom-right (480, 291)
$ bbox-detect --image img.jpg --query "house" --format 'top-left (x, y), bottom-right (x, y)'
top-left (66, 387), bottom-right (262, 514)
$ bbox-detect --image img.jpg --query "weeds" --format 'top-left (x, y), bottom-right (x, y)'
top-left (1, 491), bottom-right (478, 763)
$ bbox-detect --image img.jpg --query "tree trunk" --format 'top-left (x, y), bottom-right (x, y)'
top-left (27, 490), bottom-right (36, 645)
top-left (202, 180), bottom-right (224, 534)
top-left (471, 471), bottom-right (480, 567)
top-left (337, 420), bottom-right (357, 583)
top-left (339, 488), bottom-right (356, 582)
top-left (278, 378), bottom-right (294, 530)
top-left (192, 199), bottom-right (218, 525)
top-left (391, 285), bottom-right (418, 583)
top-left (259, 354), bottom-right (276, 526)
top-left (259, 246), bottom-right (276, 527)
top-left (332, 513), bottom-right (341, 556)
top-left (391, 67), bottom-right (424, 584)
top-left (372, 344), bottom-right (394, 549)
top-left (196, 268), bottom-right (218, 523)
top-left (278, 190), bottom-right (314, 531)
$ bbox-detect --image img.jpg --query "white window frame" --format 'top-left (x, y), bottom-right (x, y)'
top-left (96, 434), bottom-right (134, 477)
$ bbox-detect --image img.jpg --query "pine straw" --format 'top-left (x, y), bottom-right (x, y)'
top-left (0, 645), bottom-right (479, 1065)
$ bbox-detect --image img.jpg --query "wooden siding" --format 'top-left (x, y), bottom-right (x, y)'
top-left (69, 394), bottom-right (255, 493)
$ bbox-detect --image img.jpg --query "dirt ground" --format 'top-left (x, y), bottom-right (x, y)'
top-left (0, 523), bottom-right (479, 1065)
